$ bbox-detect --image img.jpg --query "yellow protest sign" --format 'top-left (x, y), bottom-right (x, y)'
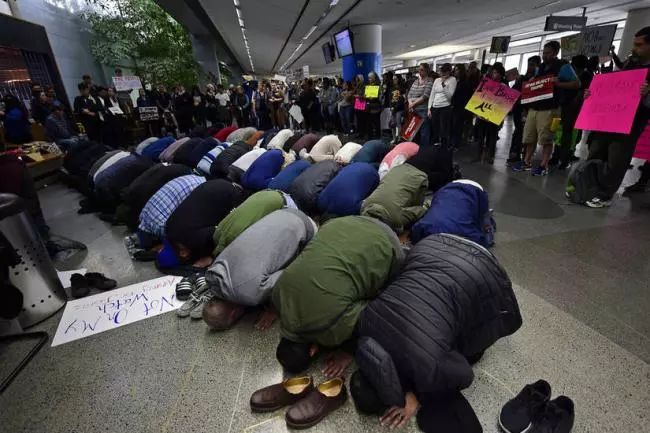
top-left (364, 85), bottom-right (379, 99)
top-left (465, 78), bottom-right (520, 125)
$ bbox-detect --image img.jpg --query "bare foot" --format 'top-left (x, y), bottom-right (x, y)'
top-left (322, 351), bottom-right (353, 378)
top-left (254, 306), bottom-right (278, 331)
top-left (193, 256), bottom-right (213, 268)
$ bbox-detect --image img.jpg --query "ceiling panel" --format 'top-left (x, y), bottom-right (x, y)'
top-left (197, 0), bottom-right (650, 76)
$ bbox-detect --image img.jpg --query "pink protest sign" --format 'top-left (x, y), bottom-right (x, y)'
top-left (633, 121), bottom-right (650, 160)
top-left (575, 68), bottom-right (648, 134)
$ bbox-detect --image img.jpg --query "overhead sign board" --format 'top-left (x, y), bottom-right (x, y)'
top-left (490, 36), bottom-right (511, 54)
top-left (544, 15), bottom-right (587, 32)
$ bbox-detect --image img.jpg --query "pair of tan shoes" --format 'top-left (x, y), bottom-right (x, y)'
top-left (250, 376), bottom-right (347, 429)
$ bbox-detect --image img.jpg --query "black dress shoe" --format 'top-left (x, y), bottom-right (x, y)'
top-left (70, 274), bottom-right (90, 298)
top-left (85, 272), bottom-right (117, 291)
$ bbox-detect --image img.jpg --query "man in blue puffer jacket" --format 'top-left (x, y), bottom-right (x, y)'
top-left (410, 179), bottom-right (495, 248)
top-left (267, 160), bottom-right (311, 192)
top-left (318, 162), bottom-right (379, 217)
top-left (241, 149), bottom-right (285, 191)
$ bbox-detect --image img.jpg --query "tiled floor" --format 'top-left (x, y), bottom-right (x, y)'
top-left (1, 124), bottom-right (649, 433)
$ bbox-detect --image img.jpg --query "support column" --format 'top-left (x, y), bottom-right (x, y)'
top-left (618, 8), bottom-right (650, 59)
top-left (190, 33), bottom-right (220, 84)
top-left (341, 24), bottom-right (381, 82)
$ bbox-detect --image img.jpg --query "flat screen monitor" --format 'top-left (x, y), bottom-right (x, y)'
top-left (334, 28), bottom-right (354, 57)
top-left (322, 42), bottom-right (335, 64)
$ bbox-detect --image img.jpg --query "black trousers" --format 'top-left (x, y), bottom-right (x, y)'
top-left (588, 131), bottom-right (637, 200)
top-left (558, 101), bottom-right (580, 163)
top-left (509, 107), bottom-right (524, 160)
top-left (430, 106), bottom-right (453, 146)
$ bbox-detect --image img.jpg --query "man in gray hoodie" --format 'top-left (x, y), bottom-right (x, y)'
top-left (202, 208), bottom-right (317, 330)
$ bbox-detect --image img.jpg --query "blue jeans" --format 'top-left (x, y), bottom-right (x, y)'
top-left (340, 105), bottom-right (354, 133)
top-left (416, 110), bottom-right (430, 146)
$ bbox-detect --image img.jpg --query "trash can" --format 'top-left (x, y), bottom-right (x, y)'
top-left (0, 193), bottom-right (67, 328)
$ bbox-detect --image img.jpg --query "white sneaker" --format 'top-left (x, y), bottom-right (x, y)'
top-left (176, 278), bottom-right (209, 318)
top-left (585, 197), bottom-right (612, 208)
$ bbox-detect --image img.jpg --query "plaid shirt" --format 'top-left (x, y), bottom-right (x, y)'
top-left (138, 175), bottom-right (205, 238)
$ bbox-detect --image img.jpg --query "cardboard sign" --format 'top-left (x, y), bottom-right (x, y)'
top-left (108, 106), bottom-right (123, 115)
top-left (465, 78), bottom-right (521, 125)
top-left (561, 34), bottom-right (583, 60)
top-left (575, 68), bottom-right (647, 134)
top-left (112, 75), bottom-right (143, 91)
top-left (490, 36), bottom-right (511, 54)
top-left (139, 106), bottom-right (159, 121)
top-left (354, 96), bottom-right (366, 111)
top-left (521, 75), bottom-right (555, 104)
top-left (400, 112), bottom-right (424, 142)
top-left (633, 121), bottom-right (650, 160)
top-left (561, 25), bottom-right (617, 59)
top-left (52, 276), bottom-right (183, 347)
top-left (581, 25), bottom-right (617, 58)
top-left (289, 104), bottom-right (304, 124)
top-left (364, 85), bottom-right (379, 98)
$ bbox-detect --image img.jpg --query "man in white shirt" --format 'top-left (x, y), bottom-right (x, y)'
top-left (428, 63), bottom-right (457, 147)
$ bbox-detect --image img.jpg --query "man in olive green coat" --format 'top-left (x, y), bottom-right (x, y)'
top-left (360, 163), bottom-right (428, 233)
top-left (272, 215), bottom-right (404, 374)
top-left (213, 189), bottom-right (296, 255)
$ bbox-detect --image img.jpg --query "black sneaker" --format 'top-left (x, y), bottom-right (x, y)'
top-left (499, 380), bottom-right (551, 433)
top-left (70, 273), bottom-right (90, 299)
top-left (529, 396), bottom-right (574, 433)
top-left (85, 272), bottom-right (117, 291)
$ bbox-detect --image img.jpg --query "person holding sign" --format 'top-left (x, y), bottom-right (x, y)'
top-left (515, 41), bottom-right (580, 176)
top-left (406, 64), bottom-right (434, 147)
top-left (581, 26), bottom-right (650, 208)
top-left (428, 63), bottom-right (457, 147)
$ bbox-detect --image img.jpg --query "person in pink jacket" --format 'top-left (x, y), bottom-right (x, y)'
top-left (378, 141), bottom-right (420, 179)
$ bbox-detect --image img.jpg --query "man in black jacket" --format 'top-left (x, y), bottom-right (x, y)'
top-left (350, 234), bottom-right (522, 431)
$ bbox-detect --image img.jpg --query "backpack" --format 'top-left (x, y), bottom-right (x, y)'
top-left (566, 159), bottom-right (606, 205)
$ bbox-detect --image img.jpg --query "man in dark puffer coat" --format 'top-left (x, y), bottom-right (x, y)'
top-left (289, 160), bottom-right (340, 215)
top-left (351, 233), bottom-right (522, 432)
top-left (210, 141), bottom-right (253, 178)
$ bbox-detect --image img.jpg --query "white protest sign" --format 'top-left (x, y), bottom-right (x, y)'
top-left (289, 104), bottom-right (304, 124)
top-left (52, 275), bottom-right (182, 347)
top-left (112, 75), bottom-right (143, 92)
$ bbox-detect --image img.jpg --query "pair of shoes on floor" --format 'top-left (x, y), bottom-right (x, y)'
top-left (250, 376), bottom-right (347, 429)
top-left (531, 165), bottom-right (549, 176)
top-left (499, 380), bottom-right (574, 433)
top-left (70, 272), bottom-right (117, 298)
top-left (176, 275), bottom-right (210, 319)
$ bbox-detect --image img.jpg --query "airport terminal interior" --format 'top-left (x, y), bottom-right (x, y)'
top-left (0, 1), bottom-right (649, 433)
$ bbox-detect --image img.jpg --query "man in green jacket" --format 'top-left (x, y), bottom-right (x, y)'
top-left (213, 189), bottom-right (296, 255)
top-left (272, 216), bottom-right (404, 374)
top-left (360, 163), bottom-right (428, 233)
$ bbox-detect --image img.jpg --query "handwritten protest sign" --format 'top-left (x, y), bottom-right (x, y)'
top-left (521, 75), bottom-right (555, 104)
top-left (139, 106), bottom-right (159, 121)
top-left (633, 121), bottom-right (650, 160)
top-left (52, 275), bottom-right (182, 347)
top-left (465, 78), bottom-right (520, 125)
top-left (112, 75), bottom-right (143, 92)
top-left (364, 85), bottom-right (379, 98)
top-left (575, 69), bottom-right (647, 134)
top-left (354, 96), bottom-right (366, 111)
top-left (561, 25), bottom-right (617, 59)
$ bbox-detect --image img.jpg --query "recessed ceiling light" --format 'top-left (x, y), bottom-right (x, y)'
top-left (409, 44), bottom-right (416, 48)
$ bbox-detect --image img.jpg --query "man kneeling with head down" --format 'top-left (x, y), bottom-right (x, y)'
top-left (202, 208), bottom-right (317, 331)
top-left (350, 234), bottom-right (522, 431)
top-left (272, 216), bottom-right (404, 377)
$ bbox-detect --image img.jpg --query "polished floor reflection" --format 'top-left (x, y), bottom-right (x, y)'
top-left (1, 123), bottom-right (648, 433)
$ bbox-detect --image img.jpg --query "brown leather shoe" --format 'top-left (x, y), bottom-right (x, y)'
top-left (285, 377), bottom-right (348, 429)
top-left (250, 376), bottom-right (314, 413)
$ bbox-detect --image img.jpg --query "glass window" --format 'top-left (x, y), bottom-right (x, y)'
top-left (510, 37), bottom-right (542, 47)
top-left (521, 52), bottom-right (540, 72)
top-left (505, 55), bottom-right (521, 72)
